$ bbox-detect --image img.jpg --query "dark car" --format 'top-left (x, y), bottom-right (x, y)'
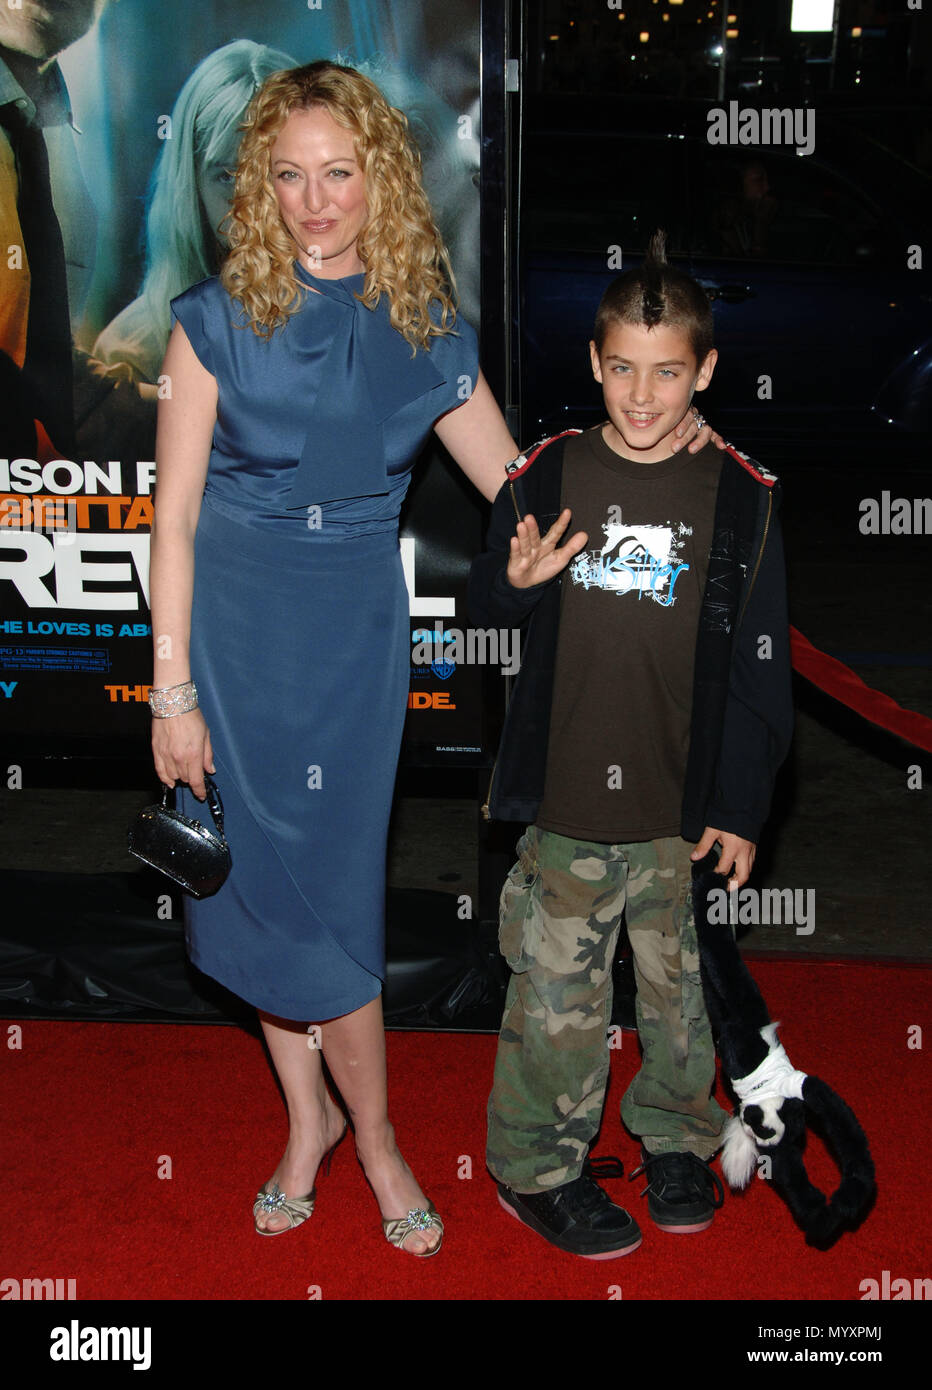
top-left (519, 96), bottom-right (932, 462)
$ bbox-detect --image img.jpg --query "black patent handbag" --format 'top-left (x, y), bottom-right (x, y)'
top-left (127, 773), bottom-right (232, 898)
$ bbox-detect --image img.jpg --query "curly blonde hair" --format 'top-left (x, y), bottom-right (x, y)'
top-left (220, 60), bottom-right (459, 351)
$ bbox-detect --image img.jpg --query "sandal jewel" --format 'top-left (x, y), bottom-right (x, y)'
top-left (404, 1208), bottom-right (433, 1230)
top-left (257, 1183), bottom-right (287, 1213)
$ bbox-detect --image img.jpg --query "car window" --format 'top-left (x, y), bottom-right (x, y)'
top-left (690, 146), bottom-right (885, 265)
top-left (523, 135), bottom-right (689, 255)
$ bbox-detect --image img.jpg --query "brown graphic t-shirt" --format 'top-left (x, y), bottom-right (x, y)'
top-left (535, 427), bottom-right (722, 843)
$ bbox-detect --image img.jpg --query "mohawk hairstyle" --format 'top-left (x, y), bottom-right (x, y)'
top-left (593, 229), bottom-right (714, 363)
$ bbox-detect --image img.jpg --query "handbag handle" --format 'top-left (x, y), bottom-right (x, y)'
top-left (160, 772), bottom-right (226, 839)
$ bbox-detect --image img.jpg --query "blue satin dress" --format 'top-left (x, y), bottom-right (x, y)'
top-left (169, 264), bottom-right (478, 1020)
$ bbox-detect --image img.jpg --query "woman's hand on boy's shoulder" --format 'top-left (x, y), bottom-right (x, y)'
top-left (507, 510), bottom-right (588, 590)
top-left (671, 407), bottom-right (727, 455)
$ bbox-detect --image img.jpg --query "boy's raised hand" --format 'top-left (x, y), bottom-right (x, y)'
top-left (507, 510), bottom-right (588, 590)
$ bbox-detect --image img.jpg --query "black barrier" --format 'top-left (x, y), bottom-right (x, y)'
top-left (0, 870), bottom-right (507, 1030)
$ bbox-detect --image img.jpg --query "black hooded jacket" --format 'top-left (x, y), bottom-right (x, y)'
top-left (468, 430), bottom-right (794, 844)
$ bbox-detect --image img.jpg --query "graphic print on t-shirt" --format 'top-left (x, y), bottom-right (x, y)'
top-left (569, 513), bottom-right (693, 607)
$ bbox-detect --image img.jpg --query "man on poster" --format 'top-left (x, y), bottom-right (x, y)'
top-left (0, 0), bottom-right (106, 458)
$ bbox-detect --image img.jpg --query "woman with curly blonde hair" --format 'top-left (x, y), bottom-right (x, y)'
top-left (148, 58), bottom-right (517, 1258)
top-left (220, 61), bottom-right (457, 349)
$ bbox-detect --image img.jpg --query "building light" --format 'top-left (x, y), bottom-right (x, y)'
top-left (726, 27), bottom-right (739, 37)
top-left (640, 31), bottom-right (650, 42)
top-left (790, 0), bottom-right (834, 32)
top-left (851, 26), bottom-right (863, 37)
top-left (662, 11), bottom-right (670, 18)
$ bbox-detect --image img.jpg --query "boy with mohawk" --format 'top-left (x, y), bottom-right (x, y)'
top-left (469, 232), bottom-right (794, 1258)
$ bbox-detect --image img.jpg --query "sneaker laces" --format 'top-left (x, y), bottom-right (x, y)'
top-left (568, 1160), bottom-right (631, 1219)
top-left (629, 1151), bottom-right (725, 1208)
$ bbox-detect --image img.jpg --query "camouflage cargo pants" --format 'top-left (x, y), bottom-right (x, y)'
top-left (486, 824), bottom-right (730, 1192)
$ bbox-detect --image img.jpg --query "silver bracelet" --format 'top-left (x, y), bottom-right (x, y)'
top-left (149, 679), bottom-right (198, 718)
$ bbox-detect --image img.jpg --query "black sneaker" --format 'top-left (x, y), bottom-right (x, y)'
top-left (632, 1149), bottom-right (725, 1233)
top-left (496, 1171), bottom-right (642, 1260)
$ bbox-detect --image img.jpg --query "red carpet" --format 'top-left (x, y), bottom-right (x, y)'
top-left (1, 959), bottom-right (928, 1301)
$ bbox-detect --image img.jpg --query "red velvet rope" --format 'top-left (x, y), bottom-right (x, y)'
top-left (790, 626), bottom-right (932, 755)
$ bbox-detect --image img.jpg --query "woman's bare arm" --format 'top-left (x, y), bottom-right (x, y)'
top-left (432, 369), bottom-right (519, 503)
top-left (149, 322), bottom-right (218, 796)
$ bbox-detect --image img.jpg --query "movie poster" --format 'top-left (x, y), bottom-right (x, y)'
top-left (0, 0), bottom-right (488, 763)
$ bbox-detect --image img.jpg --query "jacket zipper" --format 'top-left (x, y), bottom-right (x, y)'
top-left (482, 481), bottom-right (524, 817)
top-left (736, 489), bottom-right (772, 629)
top-left (481, 769), bottom-right (495, 821)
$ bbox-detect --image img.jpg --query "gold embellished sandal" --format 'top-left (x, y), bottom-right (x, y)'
top-left (253, 1180), bottom-right (316, 1235)
top-left (253, 1124), bottom-right (347, 1235)
top-left (382, 1203), bottom-right (444, 1257)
